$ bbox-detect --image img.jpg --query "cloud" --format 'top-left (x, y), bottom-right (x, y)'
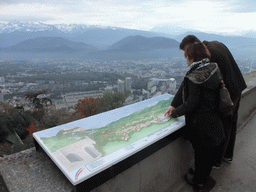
top-left (227, 0), bottom-right (256, 13)
top-left (0, 0), bottom-right (255, 34)
top-left (0, 15), bottom-right (53, 22)
top-left (0, 0), bottom-right (82, 5)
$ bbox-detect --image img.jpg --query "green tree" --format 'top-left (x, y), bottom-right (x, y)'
top-left (24, 90), bottom-right (52, 110)
top-left (0, 103), bottom-right (32, 142)
top-left (0, 115), bottom-right (12, 142)
top-left (99, 91), bottom-right (130, 113)
top-left (24, 90), bottom-right (52, 120)
top-left (39, 108), bottom-right (73, 129)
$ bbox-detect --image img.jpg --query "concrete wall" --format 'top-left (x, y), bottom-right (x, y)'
top-left (91, 138), bottom-right (193, 192)
top-left (237, 86), bottom-right (256, 132)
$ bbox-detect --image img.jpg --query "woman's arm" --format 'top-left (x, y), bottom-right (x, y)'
top-left (171, 81), bottom-right (184, 108)
top-left (170, 79), bottom-right (201, 118)
top-left (165, 81), bottom-right (184, 116)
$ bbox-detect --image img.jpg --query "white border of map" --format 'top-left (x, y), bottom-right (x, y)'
top-left (33, 94), bottom-right (185, 185)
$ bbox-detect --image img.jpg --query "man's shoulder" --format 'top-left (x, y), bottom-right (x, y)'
top-left (203, 40), bottom-right (222, 46)
top-left (203, 40), bottom-right (227, 54)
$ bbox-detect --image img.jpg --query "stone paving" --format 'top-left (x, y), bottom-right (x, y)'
top-left (170, 111), bottom-right (256, 192)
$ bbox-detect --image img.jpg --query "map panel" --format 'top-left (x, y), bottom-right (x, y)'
top-left (33, 94), bottom-right (185, 185)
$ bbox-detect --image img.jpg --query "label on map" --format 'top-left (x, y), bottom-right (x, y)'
top-left (86, 159), bottom-right (105, 171)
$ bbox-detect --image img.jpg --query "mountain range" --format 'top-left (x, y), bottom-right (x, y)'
top-left (109, 36), bottom-right (179, 51)
top-left (0, 21), bottom-right (256, 61)
top-left (2, 37), bottom-right (96, 52)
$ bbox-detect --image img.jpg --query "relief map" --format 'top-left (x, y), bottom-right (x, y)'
top-left (34, 94), bottom-right (185, 184)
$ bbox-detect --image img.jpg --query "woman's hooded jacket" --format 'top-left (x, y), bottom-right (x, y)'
top-left (171, 58), bottom-right (225, 147)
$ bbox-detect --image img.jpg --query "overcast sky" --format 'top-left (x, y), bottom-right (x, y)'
top-left (0, 0), bottom-right (255, 34)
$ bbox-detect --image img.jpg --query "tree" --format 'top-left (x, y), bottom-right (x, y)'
top-left (39, 108), bottom-right (73, 129)
top-left (98, 91), bottom-right (130, 113)
top-left (24, 90), bottom-right (52, 110)
top-left (11, 111), bottom-right (32, 139)
top-left (26, 123), bottom-right (36, 133)
top-left (73, 97), bottom-right (100, 118)
top-left (0, 103), bottom-right (32, 142)
top-left (24, 90), bottom-right (52, 120)
top-left (0, 115), bottom-right (12, 142)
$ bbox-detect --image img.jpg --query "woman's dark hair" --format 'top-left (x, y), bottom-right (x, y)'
top-left (185, 42), bottom-right (211, 62)
top-left (179, 35), bottom-right (201, 50)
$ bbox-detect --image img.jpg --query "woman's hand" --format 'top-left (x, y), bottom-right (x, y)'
top-left (164, 106), bottom-right (175, 116)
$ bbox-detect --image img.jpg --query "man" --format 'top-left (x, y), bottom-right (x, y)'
top-left (179, 35), bottom-right (247, 166)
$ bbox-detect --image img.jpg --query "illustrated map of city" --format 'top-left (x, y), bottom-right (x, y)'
top-left (33, 94), bottom-right (185, 185)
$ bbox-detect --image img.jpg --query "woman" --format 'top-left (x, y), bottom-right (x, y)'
top-left (165, 42), bottom-right (225, 190)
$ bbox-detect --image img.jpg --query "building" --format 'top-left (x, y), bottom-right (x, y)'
top-left (147, 78), bottom-right (176, 94)
top-left (118, 79), bottom-right (124, 92)
top-left (0, 90), bottom-right (4, 102)
top-left (61, 91), bottom-right (103, 109)
top-left (0, 77), bottom-right (5, 85)
top-left (147, 78), bottom-right (159, 90)
top-left (52, 133), bottom-right (102, 172)
top-left (125, 77), bottom-right (132, 91)
top-left (104, 85), bottom-right (114, 91)
top-left (167, 78), bottom-right (176, 91)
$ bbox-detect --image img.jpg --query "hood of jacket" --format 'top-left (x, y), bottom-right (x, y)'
top-left (185, 58), bottom-right (221, 90)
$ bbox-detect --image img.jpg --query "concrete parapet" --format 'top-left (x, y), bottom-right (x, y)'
top-left (238, 86), bottom-right (256, 132)
top-left (90, 137), bottom-right (193, 192)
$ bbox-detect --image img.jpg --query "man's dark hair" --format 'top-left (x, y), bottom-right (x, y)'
top-left (179, 35), bottom-right (201, 50)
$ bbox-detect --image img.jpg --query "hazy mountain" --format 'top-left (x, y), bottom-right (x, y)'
top-left (1, 37), bottom-right (96, 52)
top-left (71, 28), bottom-right (173, 49)
top-left (242, 30), bottom-right (256, 39)
top-left (84, 35), bottom-right (183, 60)
top-left (0, 21), bottom-right (256, 60)
top-left (150, 24), bottom-right (200, 35)
top-left (0, 21), bottom-right (172, 48)
top-left (0, 35), bottom-right (183, 60)
top-left (108, 35), bottom-right (180, 51)
top-left (0, 21), bottom-right (97, 34)
top-left (0, 21), bottom-right (94, 48)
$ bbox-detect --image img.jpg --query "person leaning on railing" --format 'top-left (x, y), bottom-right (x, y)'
top-left (165, 42), bottom-right (225, 190)
top-left (179, 35), bottom-right (247, 167)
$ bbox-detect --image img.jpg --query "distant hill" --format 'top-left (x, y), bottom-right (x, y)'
top-left (0, 29), bottom-right (75, 48)
top-left (78, 35), bottom-right (182, 60)
top-left (0, 35), bottom-right (183, 61)
top-left (71, 28), bottom-right (173, 49)
top-left (0, 37), bottom-right (97, 52)
top-left (108, 35), bottom-right (180, 51)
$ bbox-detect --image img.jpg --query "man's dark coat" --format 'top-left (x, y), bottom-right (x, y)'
top-left (203, 41), bottom-right (247, 99)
